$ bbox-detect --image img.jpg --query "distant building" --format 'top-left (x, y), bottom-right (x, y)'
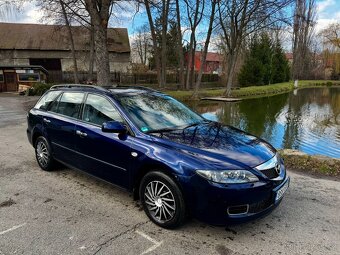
top-left (0, 23), bottom-right (131, 92)
top-left (185, 51), bottom-right (223, 74)
top-left (285, 53), bottom-right (293, 64)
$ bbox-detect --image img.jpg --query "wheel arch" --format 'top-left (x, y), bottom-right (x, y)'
top-left (132, 162), bottom-right (184, 201)
top-left (32, 130), bottom-right (43, 147)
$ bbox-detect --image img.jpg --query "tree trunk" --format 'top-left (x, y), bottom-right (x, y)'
top-left (185, 33), bottom-right (195, 90)
top-left (84, 0), bottom-right (111, 86)
top-left (184, 0), bottom-right (203, 90)
top-left (88, 25), bottom-right (95, 82)
top-left (224, 51), bottom-right (238, 96)
top-left (60, 0), bottom-right (79, 84)
top-left (94, 23), bottom-right (110, 86)
top-left (144, 0), bottom-right (161, 88)
top-left (175, 0), bottom-right (185, 89)
top-left (190, 40), bottom-right (196, 89)
top-left (160, 0), bottom-right (170, 88)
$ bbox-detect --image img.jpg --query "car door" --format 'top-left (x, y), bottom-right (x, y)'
top-left (43, 91), bottom-right (85, 166)
top-left (74, 93), bottom-right (131, 188)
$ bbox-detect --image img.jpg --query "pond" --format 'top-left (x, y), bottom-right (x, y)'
top-left (187, 87), bottom-right (340, 158)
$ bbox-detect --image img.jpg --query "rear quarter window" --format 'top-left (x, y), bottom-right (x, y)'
top-left (35, 91), bottom-right (62, 111)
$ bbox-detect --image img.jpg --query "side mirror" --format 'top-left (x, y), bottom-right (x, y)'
top-left (102, 121), bottom-right (127, 134)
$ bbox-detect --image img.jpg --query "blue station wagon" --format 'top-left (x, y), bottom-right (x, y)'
top-left (27, 85), bottom-right (289, 228)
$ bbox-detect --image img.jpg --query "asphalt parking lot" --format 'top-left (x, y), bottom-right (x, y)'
top-left (0, 94), bottom-right (339, 255)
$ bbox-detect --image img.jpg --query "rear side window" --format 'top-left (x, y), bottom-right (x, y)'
top-left (82, 94), bottom-right (123, 126)
top-left (55, 92), bottom-right (84, 118)
top-left (35, 91), bottom-right (62, 111)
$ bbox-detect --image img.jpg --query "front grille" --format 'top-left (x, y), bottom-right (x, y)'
top-left (248, 195), bottom-right (272, 213)
top-left (260, 167), bottom-right (279, 179)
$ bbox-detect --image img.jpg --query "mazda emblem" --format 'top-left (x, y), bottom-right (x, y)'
top-left (275, 163), bottom-right (281, 175)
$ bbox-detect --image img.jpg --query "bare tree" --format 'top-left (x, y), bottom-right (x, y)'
top-left (0, 0), bottom-right (22, 18)
top-left (319, 22), bottom-right (340, 79)
top-left (193, 0), bottom-right (217, 97)
top-left (160, 0), bottom-right (171, 87)
top-left (175, 0), bottom-right (185, 89)
top-left (132, 24), bottom-right (152, 65)
top-left (218, 0), bottom-right (292, 96)
top-left (59, 0), bottom-right (79, 83)
top-left (183, 0), bottom-right (205, 89)
top-left (143, 0), bottom-right (171, 88)
top-left (292, 0), bottom-right (316, 80)
top-left (320, 22), bottom-right (340, 50)
top-left (144, 0), bottom-right (162, 87)
top-left (37, 0), bottom-right (94, 83)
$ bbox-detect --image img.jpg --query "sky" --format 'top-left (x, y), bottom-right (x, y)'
top-left (0, 0), bottom-right (339, 37)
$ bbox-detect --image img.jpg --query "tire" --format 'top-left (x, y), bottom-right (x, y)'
top-left (35, 136), bottom-right (55, 171)
top-left (139, 171), bottom-right (186, 229)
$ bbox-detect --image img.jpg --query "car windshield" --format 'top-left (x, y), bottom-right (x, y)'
top-left (115, 92), bottom-right (205, 133)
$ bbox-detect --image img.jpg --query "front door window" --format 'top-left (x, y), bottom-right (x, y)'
top-left (82, 94), bottom-right (123, 126)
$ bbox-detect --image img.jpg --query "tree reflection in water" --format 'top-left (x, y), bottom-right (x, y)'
top-left (189, 87), bottom-right (340, 158)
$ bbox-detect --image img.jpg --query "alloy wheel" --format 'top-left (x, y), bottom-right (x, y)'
top-left (144, 180), bottom-right (176, 223)
top-left (36, 140), bottom-right (49, 168)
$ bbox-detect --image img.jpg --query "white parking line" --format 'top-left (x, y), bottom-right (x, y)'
top-left (0, 223), bottom-right (27, 236)
top-left (135, 230), bottom-right (163, 255)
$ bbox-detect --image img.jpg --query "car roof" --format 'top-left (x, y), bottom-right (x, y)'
top-left (50, 84), bottom-right (161, 96)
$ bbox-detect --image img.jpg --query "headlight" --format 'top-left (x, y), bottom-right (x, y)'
top-left (196, 170), bottom-right (259, 184)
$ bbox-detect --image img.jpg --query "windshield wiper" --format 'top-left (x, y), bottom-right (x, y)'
top-left (183, 122), bottom-right (202, 129)
top-left (147, 121), bottom-right (208, 134)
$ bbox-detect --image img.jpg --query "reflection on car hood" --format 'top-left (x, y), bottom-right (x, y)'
top-left (151, 122), bottom-right (276, 169)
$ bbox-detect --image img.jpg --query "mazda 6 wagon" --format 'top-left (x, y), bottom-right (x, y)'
top-left (27, 84), bottom-right (289, 228)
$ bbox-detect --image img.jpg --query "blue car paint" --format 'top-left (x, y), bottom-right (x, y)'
top-left (27, 86), bottom-right (289, 226)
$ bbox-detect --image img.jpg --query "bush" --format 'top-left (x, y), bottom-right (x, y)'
top-left (326, 81), bottom-right (333, 86)
top-left (26, 83), bottom-right (53, 96)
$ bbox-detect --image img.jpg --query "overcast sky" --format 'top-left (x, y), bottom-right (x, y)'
top-left (1, 0), bottom-right (339, 38)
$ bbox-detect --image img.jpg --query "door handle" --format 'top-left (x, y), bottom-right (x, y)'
top-left (43, 118), bottom-right (51, 123)
top-left (76, 130), bottom-right (87, 138)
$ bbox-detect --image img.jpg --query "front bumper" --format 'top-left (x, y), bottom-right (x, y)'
top-left (182, 171), bottom-right (290, 226)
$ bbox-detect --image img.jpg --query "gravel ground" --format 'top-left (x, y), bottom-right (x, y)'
top-left (0, 94), bottom-right (339, 255)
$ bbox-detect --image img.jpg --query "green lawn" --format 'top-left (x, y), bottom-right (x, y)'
top-left (166, 80), bottom-right (340, 101)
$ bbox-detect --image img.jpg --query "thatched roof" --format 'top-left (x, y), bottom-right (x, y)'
top-left (0, 23), bottom-right (130, 53)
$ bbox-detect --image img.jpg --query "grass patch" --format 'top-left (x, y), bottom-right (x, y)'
top-left (279, 149), bottom-right (340, 179)
top-left (166, 80), bottom-right (340, 101)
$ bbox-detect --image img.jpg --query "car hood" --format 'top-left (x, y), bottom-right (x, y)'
top-left (150, 122), bottom-right (276, 169)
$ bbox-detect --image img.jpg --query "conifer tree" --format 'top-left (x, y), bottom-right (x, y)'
top-left (238, 33), bottom-right (290, 87)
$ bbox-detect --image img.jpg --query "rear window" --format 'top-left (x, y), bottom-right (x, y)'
top-left (35, 91), bottom-right (62, 111)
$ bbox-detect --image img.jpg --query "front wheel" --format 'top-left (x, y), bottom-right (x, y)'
top-left (35, 136), bottom-right (54, 171)
top-left (139, 171), bottom-right (186, 229)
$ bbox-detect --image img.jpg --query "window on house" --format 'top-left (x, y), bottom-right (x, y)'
top-left (0, 74), bottom-right (4, 82)
top-left (18, 73), bottom-right (40, 82)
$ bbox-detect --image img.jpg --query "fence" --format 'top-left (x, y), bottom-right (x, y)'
top-left (47, 71), bottom-right (221, 89)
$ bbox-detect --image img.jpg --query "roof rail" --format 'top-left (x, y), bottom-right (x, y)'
top-left (50, 84), bottom-right (108, 91)
top-left (112, 85), bottom-right (160, 92)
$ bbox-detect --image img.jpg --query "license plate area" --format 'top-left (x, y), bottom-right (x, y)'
top-left (275, 179), bottom-right (289, 201)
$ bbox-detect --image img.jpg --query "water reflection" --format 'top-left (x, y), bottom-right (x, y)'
top-left (187, 87), bottom-right (340, 158)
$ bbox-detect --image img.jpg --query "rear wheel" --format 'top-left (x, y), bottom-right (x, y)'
top-left (139, 171), bottom-right (186, 229)
top-left (35, 136), bottom-right (54, 171)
